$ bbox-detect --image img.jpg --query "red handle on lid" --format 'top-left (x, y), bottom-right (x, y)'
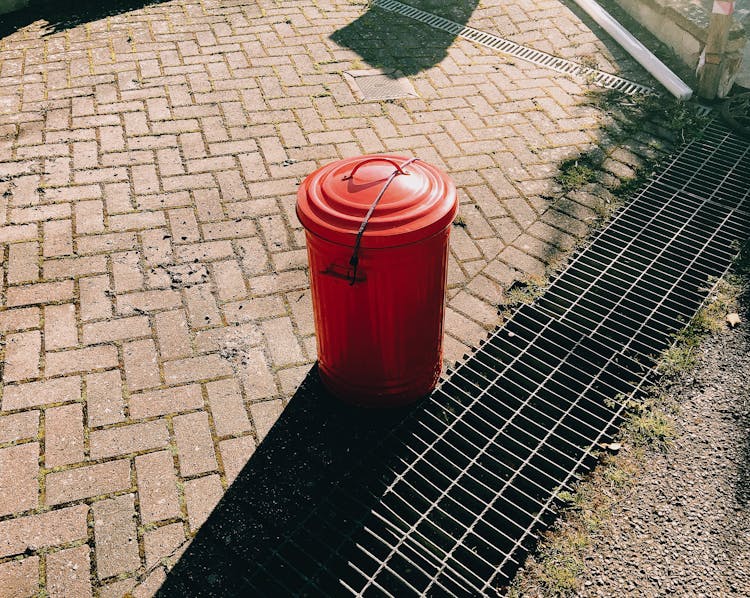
top-left (342, 157), bottom-right (410, 181)
top-left (345, 157), bottom-right (420, 286)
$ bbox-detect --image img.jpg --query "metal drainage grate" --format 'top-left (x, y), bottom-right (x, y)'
top-left (371, 0), bottom-right (654, 96)
top-left (344, 69), bottom-right (419, 101)
top-left (232, 119), bottom-right (749, 596)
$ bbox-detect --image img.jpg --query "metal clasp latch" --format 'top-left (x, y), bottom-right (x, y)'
top-left (322, 264), bottom-right (366, 283)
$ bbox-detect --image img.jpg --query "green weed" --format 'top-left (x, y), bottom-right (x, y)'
top-left (625, 404), bottom-right (675, 451)
top-left (658, 274), bottom-right (745, 376)
top-left (504, 276), bottom-right (547, 306)
top-left (556, 154), bottom-right (600, 191)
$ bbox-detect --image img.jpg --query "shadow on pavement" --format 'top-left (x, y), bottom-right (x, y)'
top-left (157, 366), bottom-right (415, 597)
top-left (330, 0), bottom-right (478, 77)
top-left (0, 0), bottom-right (169, 39)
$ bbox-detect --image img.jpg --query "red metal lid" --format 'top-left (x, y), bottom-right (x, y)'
top-left (296, 154), bottom-right (457, 248)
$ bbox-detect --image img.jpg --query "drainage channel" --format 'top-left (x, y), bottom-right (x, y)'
top-left (221, 119), bottom-right (750, 596)
top-left (371, 0), bottom-right (654, 95)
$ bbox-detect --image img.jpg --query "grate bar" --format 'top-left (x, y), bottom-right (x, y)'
top-left (461, 341), bottom-right (630, 425)
top-left (415, 408), bottom-right (576, 495)
top-left (422, 337), bottom-right (629, 595)
top-left (353, 320), bottom-right (622, 595)
top-left (555, 147), bottom-right (731, 324)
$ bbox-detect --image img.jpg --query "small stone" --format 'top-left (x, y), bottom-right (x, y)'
top-left (726, 313), bottom-right (741, 328)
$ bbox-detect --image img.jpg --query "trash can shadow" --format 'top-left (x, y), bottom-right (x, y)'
top-left (156, 365), bottom-right (417, 597)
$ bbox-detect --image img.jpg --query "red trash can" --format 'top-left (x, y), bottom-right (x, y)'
top-left (296, 154), bottom-right (457, 407)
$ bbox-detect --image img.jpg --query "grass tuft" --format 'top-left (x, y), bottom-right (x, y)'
top-left (624, 402), bottom-right (676, 451)
top-left (505, 275), bottom-right (546, 305)
top-left (556, 154), bottom-right (600, 191)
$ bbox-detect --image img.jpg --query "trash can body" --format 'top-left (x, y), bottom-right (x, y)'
top-left (297, 155), bottom-right (457, 407)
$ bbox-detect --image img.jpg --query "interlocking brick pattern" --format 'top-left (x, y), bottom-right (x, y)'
top-left (0, 0), bottom-right (662, 595)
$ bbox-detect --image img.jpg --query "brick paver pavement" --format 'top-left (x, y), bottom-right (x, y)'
top-left (0, 0), bottom-right (666, 595)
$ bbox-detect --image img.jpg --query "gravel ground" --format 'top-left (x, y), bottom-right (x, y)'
top-left (508, 292), bottom-right (750, 597)
top-left (577, 316), bottom-right (750, 596)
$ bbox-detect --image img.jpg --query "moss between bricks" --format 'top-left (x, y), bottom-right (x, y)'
top-left (557, 154), bottom-right (600, 192)
top-left (499, 91), bottom-right (711, 307)
top-left (502, 94), bottom-right (708, 318)
top-left (557, 91), bottom-right (710, 198)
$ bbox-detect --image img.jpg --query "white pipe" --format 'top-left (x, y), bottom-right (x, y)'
top-left (571, 0), bottom-right (693, 100)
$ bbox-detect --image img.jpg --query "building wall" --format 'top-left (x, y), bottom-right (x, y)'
top-left (614, 0), bottom-right (747, 96)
